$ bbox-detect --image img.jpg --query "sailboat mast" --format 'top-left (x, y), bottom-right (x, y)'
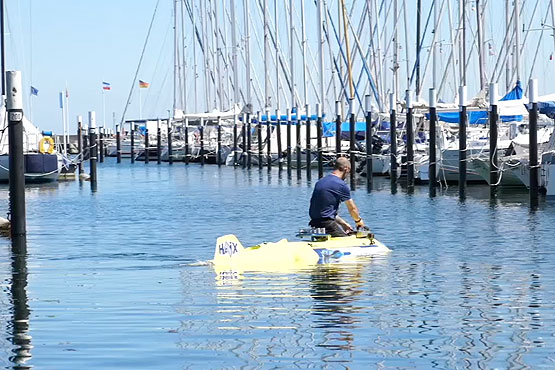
top-left (0, 0), bottom-right (5, 95)
top-left (340, 0), bottom-right (354, 100)
top-left (192, 0), bottom-right (198, 111)
top-left (476, 0), bottom-right (485, 90)
top-left (231, 0), bottom-right (239, 106)
top-left (180, 0), bottom-right (187, 113)
top-left (505, 0), bottom-right (511, 91)
top-left (317, 0), bottom-right (325, 112)
top-left (301, 0), bottom-right (308, 108)
top-left (416, 0), bottom-right (421, 99)
top-left (244, 0), bottom-right (252, 109)
top-left (215, 0), bottom-right (223, 110)
top-left (514, 0), bottom-right (521, 82)
top-left (173, 0), bottom-right (178, 115)
top-left (274, 0), bottom-right (280, 111)
top-left (393, 0), bottom-right (399, 107)
top-left (264, 0), bottom-right (270, 110)
top-left (289, 0), bottom-right (295, 109)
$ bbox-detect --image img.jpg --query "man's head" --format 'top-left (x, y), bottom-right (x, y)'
top-left (333, 157), bottom-right (351, 180)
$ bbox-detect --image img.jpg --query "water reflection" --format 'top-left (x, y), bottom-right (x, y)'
top-left (309, 263), bottom-right (366, 351)
top-left (10, 237), bottom-right (32, 369)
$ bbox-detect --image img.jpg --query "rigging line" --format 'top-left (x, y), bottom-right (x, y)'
top-left (120, 0), bottom-right (161, 126)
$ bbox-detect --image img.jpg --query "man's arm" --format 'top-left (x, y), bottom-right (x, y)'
top-left (345, 199), bottom-right (365, 228)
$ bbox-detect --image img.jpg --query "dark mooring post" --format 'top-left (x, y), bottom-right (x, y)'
top-left (241, 114), bottom-right (247, 168)
top-left (184, 118), bottom-right (190, 165)
top-left (167, 117), bottom-right (173, 165)
top-left (217, 116), bottom-right (222, 166)
top-left (247, 115), bottom-right (252, 169)
top-left (348, 99), bottom-right (356, 189)
top-left (296, 109), bottom-right (302, 179)
top-left (365, 95), bottom-right (373, 190)
top-left (144, 127), bottom-right (150, 164)
top-left (99, 127), bottom-right (105, 163)
top-left (130, 123), bottom-right (135, 164)
top-left (459, 85), bottom-right (467, 196)
top-left (200, 118), bottom-right (205, 166)
top-left (88, 111), bottom-right (98, 189)
top-left (77, 115), bottom-right (84, 174)
top-left (276, 109), bottom-right (283, 172)
top-left (287, 111), bottom-right (292, 176)
top-left (156, 119), bottom-right (162, 164)
top-left (390, 93), bottom-right (397, 182)
top-left (233, 114), bottom-right (238, 166)
top-left (257, 113), bottom-right (263, 170)
top-left (335, 101), bottom-right (342, 158)
top-left (489, 83), bottom-right (499, 196)
top-left (306, 104), bottom-right (312, 180)
top-left (529, 78), bottom-right (539, 205)
top-left (266, 110), bottom-right (272, 172)
top-left (7, 71), bottom-right (26, 243)
top-left (316, 103), bottom-right (324, 179)
top-left (429, 88), bottom-right (437, 196)
top-left (82, 123), bottom-right (89, 162)
top-left (116, 125), bottom-right (121, 163)
top-left (406, 90), bottom-right (415, 187)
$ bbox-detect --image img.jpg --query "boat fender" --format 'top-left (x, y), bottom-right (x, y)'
top-left (39, 137), bottom-right (55, 154)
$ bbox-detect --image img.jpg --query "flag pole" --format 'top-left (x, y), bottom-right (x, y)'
top-left (102, 88), bottom-right (106, 128)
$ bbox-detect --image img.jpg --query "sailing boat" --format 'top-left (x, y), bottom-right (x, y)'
top-left (0, 0), bottom-right (62, 183)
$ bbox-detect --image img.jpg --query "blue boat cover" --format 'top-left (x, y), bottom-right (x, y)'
top-left (433, 81), bottom-right (524, 124)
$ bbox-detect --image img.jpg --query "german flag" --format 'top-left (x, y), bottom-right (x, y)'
top-left (139, 80), bottom-right (150, 89)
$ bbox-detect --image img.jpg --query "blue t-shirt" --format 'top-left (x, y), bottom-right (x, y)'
top-left (309, 174), bottom-right (351, 221)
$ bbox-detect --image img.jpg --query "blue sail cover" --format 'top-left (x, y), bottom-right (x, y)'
top-left (434, 81), bottom-right (524, 124)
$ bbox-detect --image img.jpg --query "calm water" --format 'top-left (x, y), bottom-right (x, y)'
top-left (1, 159), bottom-right (555, 369)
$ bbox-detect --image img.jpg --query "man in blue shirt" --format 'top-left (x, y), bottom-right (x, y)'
top-left (309, 157), bottom-right (365, 236)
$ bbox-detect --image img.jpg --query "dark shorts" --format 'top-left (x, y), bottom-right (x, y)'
top-left (309, 219), bottom-right (348, 237)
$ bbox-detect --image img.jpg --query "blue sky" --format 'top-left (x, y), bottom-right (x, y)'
top-left (6, 0), bottom-right (173, 133)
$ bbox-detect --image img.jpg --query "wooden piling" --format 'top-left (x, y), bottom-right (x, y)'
top-left (365, 95), bottom-right (373, 190)
top-left (287, 111), bottom-right (292, 175)
top-left (200, 118), bottom-right (205, 166)
top-left (266, 111), bottom-right (272, 172)
top-left (306, 104), bottom-right (311, 180)
top-left (184, 118), bottom-right (189, 165)
top-left (116, 125), bottom-right (121, 163)
top-left (335, 101), bottom-right (342, 158)
top-left (233, 114), bottom-right (238, 166)
top-left (168, 117), bottom-right (173, 165)
top-left (406, 90), bottom-right (414, 187)
top-left (88, 111), bottom-right (98, 188)
top-left (77, 116), bottom-right (84, 174)
top-left (131, 123), bottom-right (135, 164)
top-left (459, 86), bottom-right (467, 195)
top-left (429, 88), bottom-right (437, 195)
top-left (99, 127), bottom-right (105, 163)
top-left (488, 83), bottom-right (498, 196)
top-left (529, 78), bottom-right (539, 204)
top-left (6, 71), bottom-right (26, 243)
top-left (296, 109), bottom-right (302, 179)
top-left (144, 127), bottom-right (150, 164)
top-left (390, 93), bottom-right (397, 182)
top-left (348, 99), bottom-right (356, 189)
top-left (156, 119), bottom-right (162, 164)
top-left (257, 113), bottom-right (263, 170)
top-left (217, 116), bottom-right (222, 166)
top-left (276, 109), bottom-right (282, 172)
top-left (247, 115), bottom-right (252, 169)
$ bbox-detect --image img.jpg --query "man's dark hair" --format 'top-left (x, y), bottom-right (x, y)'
top-left (334, 157), bottom-right (351, 171)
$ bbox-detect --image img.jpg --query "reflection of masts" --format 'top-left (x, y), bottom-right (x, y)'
top-left (10, 239), bottom-right (32, 367)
